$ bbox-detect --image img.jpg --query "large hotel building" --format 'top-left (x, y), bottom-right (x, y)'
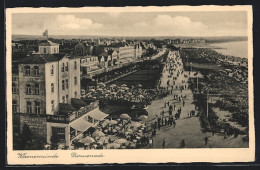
top-left (12, 41), bottom-right (107, 146)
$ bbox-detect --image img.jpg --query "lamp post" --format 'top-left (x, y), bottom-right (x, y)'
top-left (206, 87), bottom-right (209, 118)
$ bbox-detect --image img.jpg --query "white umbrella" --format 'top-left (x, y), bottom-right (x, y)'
top-left (122, 87), bottom-right (129, 90)
top-left (108, 120), bottom-right (118, 125)
top-left (89, 89), bottom-right (95, 92)
top-left (138, 94), bottom-right (144, 98)
top-left (120, 113), bottom-right (131, 120)
top-left (121, 84), bottom-right (127, 87)
top-left (138, 115), bottom-right (148, 121)
top-left (100, 136), bottom-right (109, 143)
top-left (98, 82), bottom-right (106, 87)
top-left (130, 122), bottom-right (142, 128)
top-left (79, 136), bottom-right (95, 144)
top-left (92, 131), bottom-right (105, 138)
top-left (114, 138), bottom-right (128, 144)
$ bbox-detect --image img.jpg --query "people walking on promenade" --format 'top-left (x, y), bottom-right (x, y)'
top-left (162, 139), bottom-right (166, 149)
top-left (204, 136), bottom-right (209, 145)
top-left (149, 138), bottom-right (153, 147)
top-left (180, 139), bottom-right (187, 148)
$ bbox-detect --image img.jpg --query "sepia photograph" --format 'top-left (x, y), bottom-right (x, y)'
top-left (6, 6), bottom-right (254, 164)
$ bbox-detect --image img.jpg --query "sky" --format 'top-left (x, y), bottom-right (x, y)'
top-left (11, 11), bottom-right (248, 37)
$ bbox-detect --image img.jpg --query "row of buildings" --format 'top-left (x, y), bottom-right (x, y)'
top-left (164, 38), bottom-right (206, 44)
top-left (12, 38), bottom-right (158, 147)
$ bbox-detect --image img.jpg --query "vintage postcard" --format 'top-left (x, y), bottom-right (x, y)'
top-left (6, 6), bottom-right (254, 165)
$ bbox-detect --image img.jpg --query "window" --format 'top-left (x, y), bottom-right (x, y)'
top-left (61, 63), bottom-right (65, 72)
top-left (74, 91), bottom-right (77, 98)
top-left (26, 84), bottom-right (32, 94)
top-left (74, 61), bottom-right (77, 70)
top-left (12, 100), bottom-right (17, 113)
top-left (34, 83), bottom-right (39, 95)
top-left (34, 66), bottom-right (39, 76)
top-left (74, 77), bottom-right (77, 85)
top-left (51, 65), bottom-right (54, 75)
top-left (26, 101), bottom-right (32, 113)
top-left (62, 80), bottom-right (65, 90)
top-left (51, 83), bottom-right (54, 93)
top-left (66, 95), bottom-right (69, 103)
top-left (35, 101), bottom-right (40, 114)
top-left (65, 62), bottom-right (69, 71)
top-left (25, 66), bottom-right (31, 76)
top-left (43, 48), bottom-right (46, 54)
top-left (52, 127), bottom-right (65, 142)
top-left (51, 100), bottom-right (54, 111)
top-left (65, 79), bottom-right (69, 89)
top-left (54, 48), bottom-right (56, 53)
top-left (62, 96), bottom-right (65, 103)
top-left (12, 83), bottom-right (17, 93)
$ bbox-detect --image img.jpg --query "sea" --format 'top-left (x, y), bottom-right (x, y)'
top-left (210, 41), bottom-right (248, 58)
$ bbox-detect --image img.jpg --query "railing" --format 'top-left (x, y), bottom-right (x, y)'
top-left (47, 101), bottom-right (99, 124)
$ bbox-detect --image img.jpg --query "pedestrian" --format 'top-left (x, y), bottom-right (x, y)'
top-left (173, 118), bottom-right (176, 127)
top-left (183, 100), bottom-right (185, 107)
top-left (149, 138), bottom-right (153, 147)
top-left (204, 136), bottom-right (209, 145)
top-left (167, 101), bottom-right (170, 106)
top-left (162, 139), bottom-right (166, 149)
top-left (174, 105), bottom-right (176, 110)
top-left (161, 118), bottom-right (164, 126)
top-left (162, 110), bottom-right (165, 117)
top-left (180, 139), bottom-right (186, 148)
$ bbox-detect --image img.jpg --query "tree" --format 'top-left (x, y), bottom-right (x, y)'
top-left (50, 131), bottom-right (59, 149)
top-left (21, 123), bottom-right (32, 145)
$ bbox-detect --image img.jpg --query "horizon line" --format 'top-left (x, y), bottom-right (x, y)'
top-left (12, 34), bottom-right (248, 38)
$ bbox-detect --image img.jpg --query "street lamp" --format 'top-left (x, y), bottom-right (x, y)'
top-left (205, 86), bottom-right (209, 118)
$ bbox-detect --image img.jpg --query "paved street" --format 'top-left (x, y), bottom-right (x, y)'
top-left (145, 51), bottom-right (248, 148)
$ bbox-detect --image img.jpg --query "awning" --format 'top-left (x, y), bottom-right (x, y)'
top-left (88, 108), bottom-right (109, 121)
top-left (70, 118), bottom-right (93, 132)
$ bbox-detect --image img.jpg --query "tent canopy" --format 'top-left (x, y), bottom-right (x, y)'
top-left (88, 108), bottom-right (109, 121)
top-left (70, 118), bottom-right (93, 132)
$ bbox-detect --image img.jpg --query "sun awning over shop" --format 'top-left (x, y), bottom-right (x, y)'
top-left (70, 118), bottom-right (93, 132)
top-left (88, 108), bottom-right (109, 121)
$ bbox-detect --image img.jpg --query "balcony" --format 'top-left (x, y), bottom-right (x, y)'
top-left (46, 101), bottom-right (99, 124)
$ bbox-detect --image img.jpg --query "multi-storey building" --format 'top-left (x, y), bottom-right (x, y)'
top-left (104, 44), bottom-right (135, 65)
top-left (12, 41), bottom-right (108, 147)
top-left (38, 40), bottom-right (59, 54)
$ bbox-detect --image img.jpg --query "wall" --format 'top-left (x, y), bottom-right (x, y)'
top-left (19, 113), bottom-right (47, 140)
top-left (18, 63), bottom-right (46, 114)
top-left (58, 57), bottom-right (70, 104)
top-left (69, 58), bottom-right (81, 99)
top-left (45, 62), bottom-right (59, 115)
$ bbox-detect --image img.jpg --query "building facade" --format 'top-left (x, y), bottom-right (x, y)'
top-left (38, 40), bottom-right (59, 54)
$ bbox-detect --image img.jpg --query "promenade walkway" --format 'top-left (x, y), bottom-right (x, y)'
top-left (145, 50), bottom-right (248, 148)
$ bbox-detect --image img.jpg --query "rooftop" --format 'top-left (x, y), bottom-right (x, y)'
top-left (15, 53), bottom-right (67, 64)
top-left (39, 40), bottom-right (59, 46)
